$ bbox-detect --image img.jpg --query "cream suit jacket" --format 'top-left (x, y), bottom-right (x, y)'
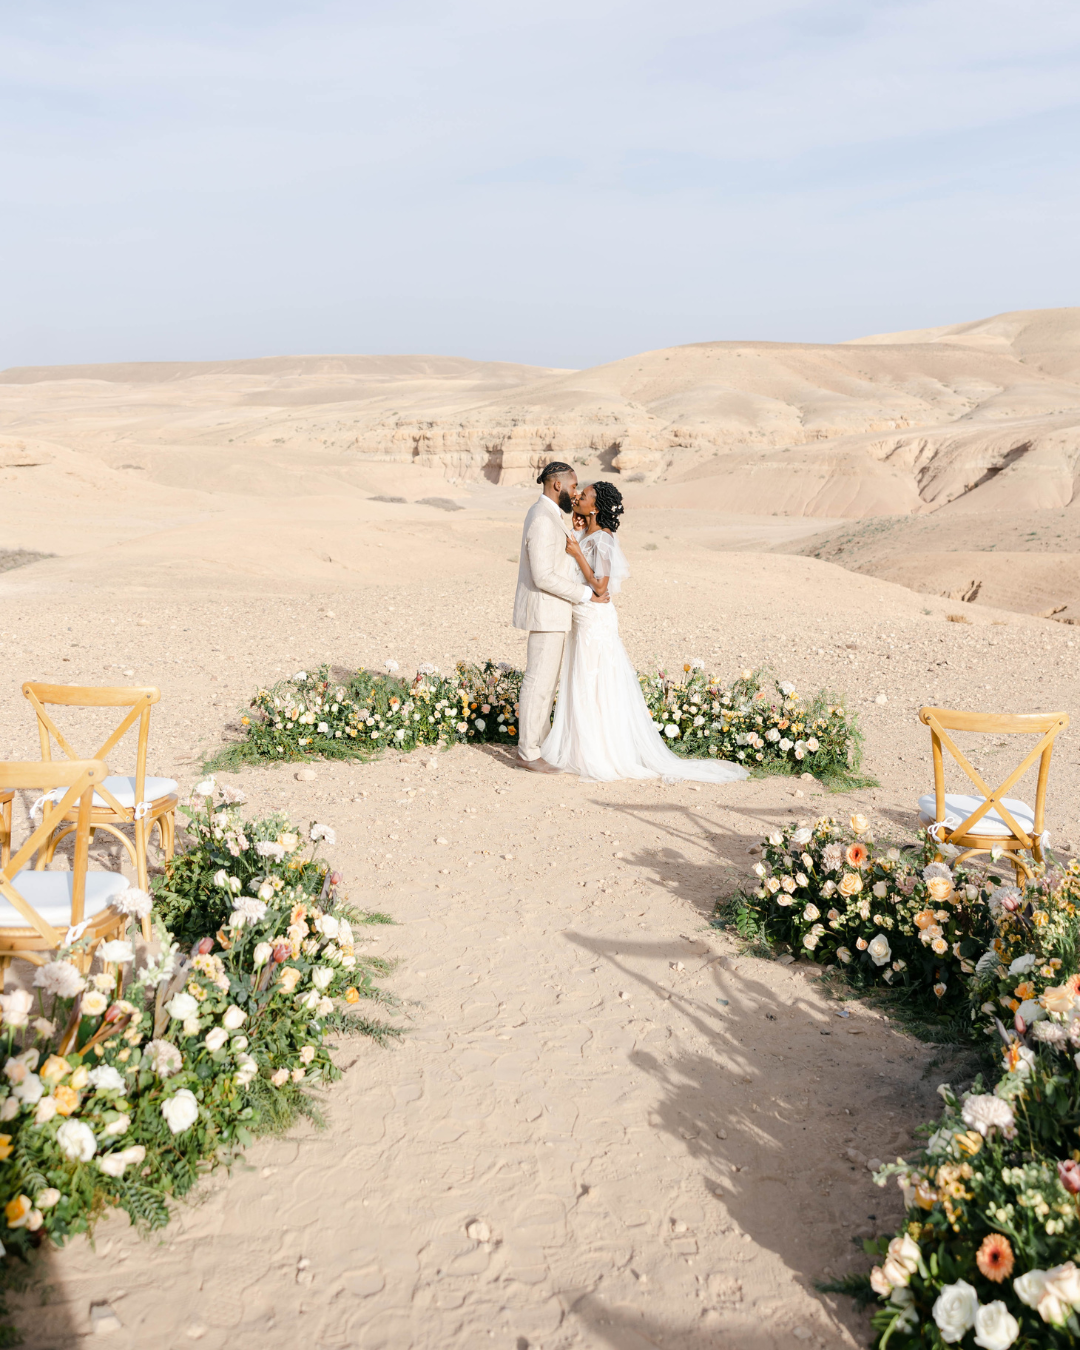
top-left (513, 494), bottom-right (593, 632)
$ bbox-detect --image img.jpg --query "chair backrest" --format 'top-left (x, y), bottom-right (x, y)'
top-left (22, 683), bottom-right (160, 819)
top-left (0, 760), bottom-right (110, 941)
top-left (918, 706), bottom-right (1070, 844)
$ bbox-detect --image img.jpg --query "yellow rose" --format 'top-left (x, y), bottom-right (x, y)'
top-left (52, 1085), bottom-right (79, 1116)
top-left (277, 966), bottom-right (302, 993)
top-left (850, 814), bottom-right (869, 835)
top-left (838, 872), bottom-right (863, 897)
top-left (1042, 983), bottom-right (1077, 1015)
top-left (40, 1055), bottom-right (70, 1083)
top-left (927, 877), bottom-right (954, 903)
top-left (4, 1195), bottom-right (31, 1227)
top-left (0, 1136), bottom-right (11, 1161)
top-left (68, 1065), bottom-right (89, 1090)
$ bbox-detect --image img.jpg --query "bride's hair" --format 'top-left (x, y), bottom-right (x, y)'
top-left (592, 480), bottom-right (625, 532)
top-left (536, 461), bottom-right (574, 486)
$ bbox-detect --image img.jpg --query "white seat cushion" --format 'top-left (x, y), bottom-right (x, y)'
top-left (917, 792), bottom-right (1036, 838)
top-left (45, 774), bottom-right (178, 811)
top-left (0, 869), bottom-right (129, 928)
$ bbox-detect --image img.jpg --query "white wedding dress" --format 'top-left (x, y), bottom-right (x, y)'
top-left (540, 531), bottom-right (749, 784)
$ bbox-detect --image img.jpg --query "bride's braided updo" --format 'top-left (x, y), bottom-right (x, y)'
top-left (592, 480), bottom-right (625, 532)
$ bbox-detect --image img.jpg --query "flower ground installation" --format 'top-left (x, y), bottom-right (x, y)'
top-left (206, 659), bottom-right (870, 790)
top-left (0, 782), bottom-right (399, 1330)
top-left (720, 815), bottom-right (1080, 1347)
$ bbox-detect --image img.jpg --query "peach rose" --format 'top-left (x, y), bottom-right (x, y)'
top-left (927, 876), bottom-right (954, 902)
top-left (838, 872), bottom-right (863, 897)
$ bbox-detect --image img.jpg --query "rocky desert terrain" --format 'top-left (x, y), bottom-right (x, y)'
top-left (2, 307), bottom-right (1078, 1349)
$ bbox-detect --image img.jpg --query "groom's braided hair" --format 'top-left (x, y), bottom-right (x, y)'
top-left (592, 480), bottom-right (625, 532)
top-left (536, 461), bottom-right (574, 486)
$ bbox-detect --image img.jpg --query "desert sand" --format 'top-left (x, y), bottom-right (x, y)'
top-left (2, 309), bottom-right (1078, 1349)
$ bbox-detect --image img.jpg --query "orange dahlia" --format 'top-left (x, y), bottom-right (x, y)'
top-left (975, 1233), bottom-right (1014, 1282)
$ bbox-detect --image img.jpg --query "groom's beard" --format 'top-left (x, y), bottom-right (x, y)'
top-left (558, 490), bottom-right (574, 514)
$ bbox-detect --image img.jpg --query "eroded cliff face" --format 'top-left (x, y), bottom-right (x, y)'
top-left (2, 307), bottom-right (1079, 516)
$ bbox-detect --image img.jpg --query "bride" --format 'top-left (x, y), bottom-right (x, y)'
top-left (539, 481), bottom-right (749, 785)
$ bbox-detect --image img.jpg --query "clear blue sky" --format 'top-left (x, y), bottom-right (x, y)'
top-left (3, 1), bottom-right (1078, 369)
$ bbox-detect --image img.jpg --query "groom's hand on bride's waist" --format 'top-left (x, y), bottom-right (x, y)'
top-left (589, 591), bottom-right (611, 603)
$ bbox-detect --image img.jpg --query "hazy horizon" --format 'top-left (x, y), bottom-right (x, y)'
top-left (3, 1), bottom-right (1079, 371)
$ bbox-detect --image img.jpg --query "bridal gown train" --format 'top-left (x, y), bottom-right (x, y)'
top-left (540, 531), bottom-right (749, 784)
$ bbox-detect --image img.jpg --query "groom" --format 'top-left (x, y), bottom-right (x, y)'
top-left (513, 460), bottom-right (609, 773)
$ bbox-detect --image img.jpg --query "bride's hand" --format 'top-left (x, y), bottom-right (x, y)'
top-left (565, 535), bottom-right (585, 558)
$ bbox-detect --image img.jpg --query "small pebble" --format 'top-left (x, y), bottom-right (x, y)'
top-left (466, 1219), bottom-right (491, 1242)
top-left (295, 768), bottom-right (316, 782)
top-left (90, 1303), bottom-right (123, 1334)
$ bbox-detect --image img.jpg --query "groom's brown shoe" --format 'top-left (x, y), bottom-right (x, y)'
top-left (517, 752), bottom-right (561, 775)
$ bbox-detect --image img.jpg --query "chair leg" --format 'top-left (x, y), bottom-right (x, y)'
top-left (0, 957), bottom-right (8, 992)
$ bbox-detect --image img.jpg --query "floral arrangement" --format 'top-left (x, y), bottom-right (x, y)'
top-left (863, 1008), bottom-right (1080, 1348)
top-left (0, 784), bottom-right (396, 1266)
top-left (213, 661), bottom-right (522, 770)
top-left (723, 815), bottom-right (995, 1015)
top-left (638, 665), bottom-right (865, 786)
top-left (725, 815), bottom-right (1080, 1346)
top-left (212, 661), bottom-right (865, 788)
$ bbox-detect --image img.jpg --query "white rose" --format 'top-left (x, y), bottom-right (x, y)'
top-left (1042, 1262), bottom-right (1080, 1317)
top-left (56, 1119), bottom-right (97, 1162)
top-left (311, 967), bottom-right (334, 991)
top-left (1017, 999), bottom-right (1046, 1025)
top-left (98, 1145), bottom-right (146, 1179)
top-left (204, 1027), bottom-right (229, 1052)
top-left (881, 1256), bottom-right (911, 1288)
top-left (791, 827), bottom-right (812, 845)
top-left (87, 1065), bottom-right (125, 1094)
top-left (316, 996), bottom-right (334, 1017)
top-left (752, 863), bottom-right (766, 877)
top-left (664, 725), bottom-right (679, 739)
top-left (194, 777), bottom-right (216, 797)
top-left (803, 904), bottom-right (820, 921)
top-left (102, 1114), bottom-right (130, 1137)
top-left (257, 881), bottom-right (275, 902)
top-left (12, 1073), bottom-right (43, 1105)
top-left (872, 881), bottom-right (888, 899)
top-left (235, 1055), bottom-right (258, 1086)
top-left (835, 947), bottom-right (852, 964)
top-left (253, 942), bottom-right (273, 966)
top-left (933, 1280), bottom-right (978, 1342)
top-left (34, 1098), bottom-right (59, 1125)
top-left (161, 1088), bottom-right (199, 1135)
top-left (314, 914), bottom-right (340, 938)
top-left (1008, 953), bottom-right (1038, 976)
top-left (867, 933), bottom-right (892, 967)
top-left (222, 1005), bottom-right (247, 1030)
top-left (1013, 1269), bottom-right (1047, 1310)
top-left (97, 940), bottom-right (135, 965)
top-left (166, 991), bottom-right (199, 1022)
top-left (972, 1300), bottom-right (1019, 1349)
top-left (887, 1234), bottom-right (921, 1277)
top-left (81, 991), bottom-right (108, 1017)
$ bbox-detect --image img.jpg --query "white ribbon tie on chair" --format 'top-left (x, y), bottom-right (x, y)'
top-left (134, 801), bottom-right (152, 821)
top-left (928, 817), bottom-right (1052, 850)
top-left (29, 794), bottom-right (49, 821)
top-left (65, 919), bottom-right (90, 945)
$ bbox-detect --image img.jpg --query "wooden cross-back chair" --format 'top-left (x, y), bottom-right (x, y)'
top-left (22, 683), bottom-right (178, 894)
top-left (0, 791), bottom-right (12, 871)
top-left (0, 760), bottom-right (130, 988)
top-left (918, 706), bottom-right (1070, 882)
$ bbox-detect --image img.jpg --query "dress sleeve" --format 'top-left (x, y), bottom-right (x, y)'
top-left (587, 533), bottom-right (630, 594)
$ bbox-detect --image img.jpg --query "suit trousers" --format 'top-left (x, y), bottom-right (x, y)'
top-left (518, 630), bottom-right (566, 760)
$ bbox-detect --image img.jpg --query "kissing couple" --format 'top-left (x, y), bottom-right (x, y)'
top-left (511, 460), bottom-right (748, 785)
